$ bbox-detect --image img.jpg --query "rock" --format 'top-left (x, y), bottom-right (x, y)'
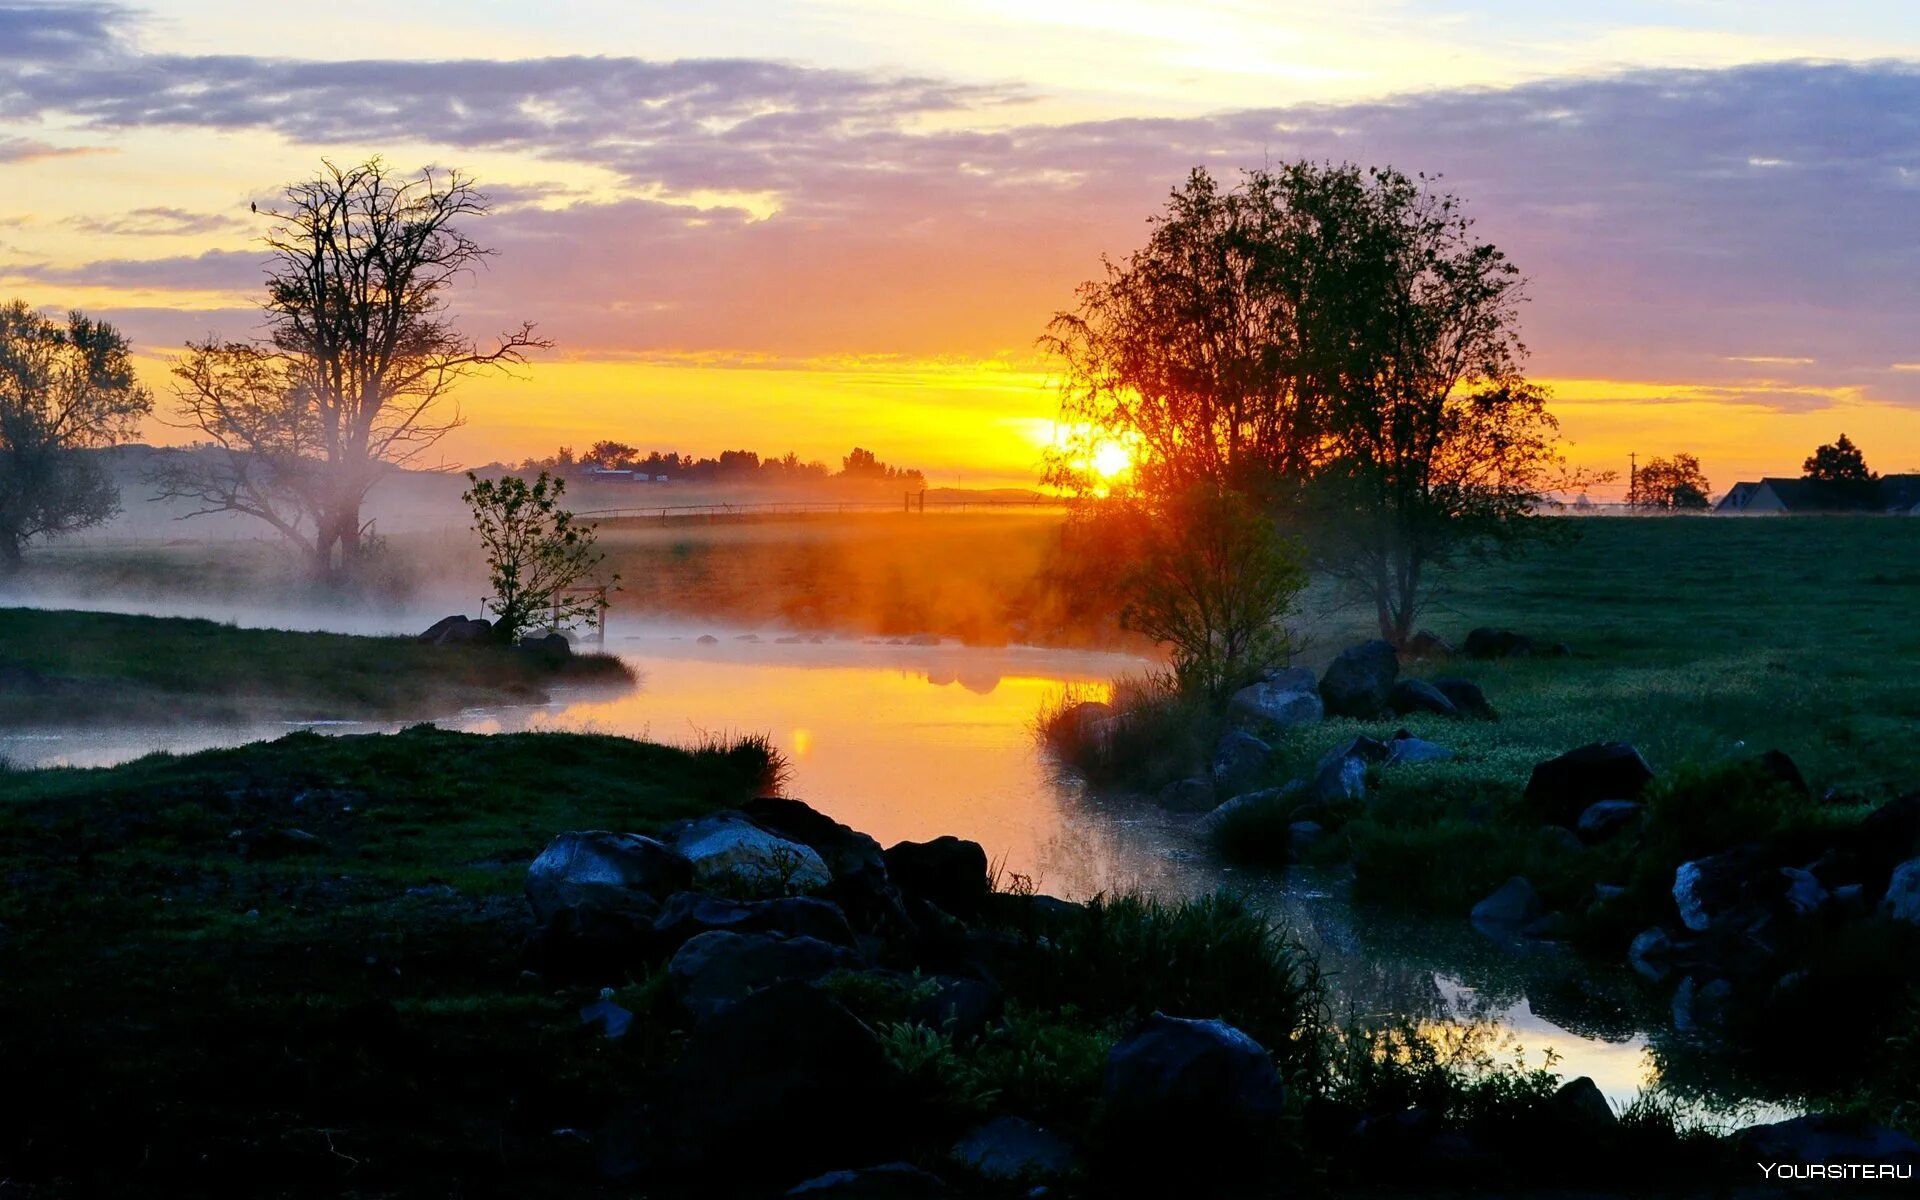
top-left (1263, 665), bottom-right (1319, 691)
top-left (417, 614), bottom-right (469, 643)
top-left (905, 633), bottom-right (941, 646)
top-left (883, 836), bottom-right (990, 919)
top-left (1879, 858), bottom-right (1920, 923)
top-left (1387, 678), bottom-right (1458, 717)
top-left (518, 631), bottom-right (571, 660)
top-left (1386, 735), bottom-right (1454, 766)
top-left (1673, 846), bottom-right (1765, 933)
top-left (1197, 786), bottom-right (1298, 838)
top-left (655, 983), bottom-right (903, 1176)
top-left (1524, 742), bottom-right (1655, 826)
top-left (1575, 800), bottom-right (1644, 844)
top-left (1779, 867), bottom-right (1828, 916)
top-left (695, 633), bottom-right (720, 645)
top-left (1548, 642), bottom-right (1573, 657)
top-left (909, 976), bottom-right (1004, 1042)
top-left (427, 616), bottom-right (494, 646)
top-left (1101, 1014), bottom-right (1285, 1175)
top-left (1289, 820), bottom-right (1325, 854)
top-left (526, 831), bottom-right (691, 924)
top-left (652, 892), bottom-right (857, 952)
top-left (579, 996), bottom-right (632, 1039)
top-left (737, 797), bottom-right (907, 934)
top-left (1319, 640), bottom-right (1399, 717)
top-left (1470, 876), bottom-right (1543, 927)
top-left (1550, 1076), bottom-right (1616, 1128)
top-left (1210, 729), bottom-right (1272, 796)
top-left (1737, 1114), bottom-right (1920, 1168)
top-left (1538, 824), bottom-right (1585, 855)
top-left (1429, 676), bottom-right (1495, 719)
top-left (1464, 627), bottom-right (1533, 659)
top-left (1753, 748), bottom-right (1811, 800)
top-left (667, 930), bottom-right (857, 1020)
top-left (1628, 927), bottom-right (1678, 982)
top-left (1309, 752), bottom-right (1369, 806)
top-left (950, 1116), bottom-right (1078, 1182)
top-left (675, 814), bottom-right (833, 895)
top-left (786, 1163), bottom-right (951, 1197)
top-left (1156, 776), bottom-right (1217, 813)
top-left (1669, 976), bottom-right (1732, 1035)
top-left (1227, 676), bottom-right (1324, 731)
top-left (1405, 630), bottom-right (1455, 658)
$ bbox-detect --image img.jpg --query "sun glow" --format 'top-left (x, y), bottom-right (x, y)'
top-left (1090, 441), bottom-right (1132, 480)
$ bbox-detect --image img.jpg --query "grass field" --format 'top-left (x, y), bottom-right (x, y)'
top-left (0, 607), bottom-right (635, 725)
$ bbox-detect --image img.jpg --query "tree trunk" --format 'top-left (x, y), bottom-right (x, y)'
top-left (0, 531), bottom-right (22, 574)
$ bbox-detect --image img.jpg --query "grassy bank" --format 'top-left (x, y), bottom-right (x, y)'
top-left (0, 607), bottom-right (635, 725)
top-left (0, 725), bottom-right (784, 1195)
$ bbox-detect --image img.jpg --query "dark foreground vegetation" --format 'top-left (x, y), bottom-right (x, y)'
top-left (0, 608), bottom-right (633, 725)
top-left (1044, 516), bottom-right (1920, 1134)
top-left (3, 725), bottom-right (1909, 1196)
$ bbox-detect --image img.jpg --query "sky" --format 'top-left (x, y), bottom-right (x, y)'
top-left (3, 1), bottom-right (1920, 494)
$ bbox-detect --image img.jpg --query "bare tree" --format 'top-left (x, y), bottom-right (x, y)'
top-left (162, 159), bottom-right (547, 581)
top-left (0, 301), bottom-right (153, 569)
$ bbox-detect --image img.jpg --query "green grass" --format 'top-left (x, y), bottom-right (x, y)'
top-left (0, 725), bottom-right (782, 1195)
top-left (0, 606), bottom-right (635, 724)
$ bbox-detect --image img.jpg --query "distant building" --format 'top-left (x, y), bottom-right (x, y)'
top-left (1715, 474), bottom-right (1920, 514)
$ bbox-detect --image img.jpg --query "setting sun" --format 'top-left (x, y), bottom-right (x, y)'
top-left (1091, 441), bottom-right (1133, 480)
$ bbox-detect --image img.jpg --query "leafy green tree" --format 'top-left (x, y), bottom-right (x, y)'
top-left (1629, 453), bottom-right (1711, 510)
top-left (462, 471), bottom-right (613, 642)
top-left (1802, 433), bottom-right (1878, 507)
top-left (0, 301), bottom-right (152, 569)
top-left (1117, 483), bottom-right (1306, 699)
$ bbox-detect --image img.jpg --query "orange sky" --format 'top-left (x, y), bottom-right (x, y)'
top-left (5, 3), bottom-right (1920, 497)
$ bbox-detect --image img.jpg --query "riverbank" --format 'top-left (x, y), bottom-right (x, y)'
top-left (0, 607), bottom-right (635, 726)
top-left (4, 726), bottom-right (1910, 1194)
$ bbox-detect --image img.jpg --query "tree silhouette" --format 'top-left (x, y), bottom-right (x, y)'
top-left (1628, 453), bottom-right (1711, 510)
top-left (1802, 433), bottom-right (1878, 508)
top-left (0, 301), bottom-right (152, 569)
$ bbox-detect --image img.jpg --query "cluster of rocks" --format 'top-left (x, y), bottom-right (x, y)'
top-left (522, 799), bottom-right (1293, 1191)
top-left (417, 614), bottom-right (572, 659)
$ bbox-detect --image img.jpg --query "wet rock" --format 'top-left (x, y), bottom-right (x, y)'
top-left (1405, 630), bottom-right (1455, 658)
top-left (1670, 976), bottom-right (1732, 1035)
top-left (1673, 846), bottom-right (1766, 933)
top-left (667, 930), bottom-right (857, 1020)
top-left (1211, 729), bottom-right (1272, 796)
top-left (653, 983), bottom-right (903, 1176)
top-left (1470, 876), bottom-right (1542, 927)
top-left (884, 836), bottom-right (990, 919)
top-left (1628, 927), bottom-right (1678, 982)
top-left (738, 797), bottom-right (907, 934)
top-left (1576, 800), bottom-right (1644, 844)
top-left (526, 831), bottom-right (691, 924)
top-left (1879, 858), bottom-right (1920, 923)
top-left (950, 1116), bottom-right (1078, 1182)
top-left (1156, 776), bottom-right (1217, 814)
top-left (1387, 678), bottom-right (1458, 717)
top-left (652, 892), bottom-right (857, 952)
top-left (1320, 640), bottom-right (1399, 717)
top-left (1524, 742), bottom-right (1655, 827)
top-left (1101, 1014), bottom-right (1285, 1175)
top-left (1197, 786), bottom-right (1299, 838)
top-left (1430, 676), bottom-right (1495, 719)
top-left (786, 1163), bottom-right (950, 1197)
top-left (1737, 1114), bottom-right (1920, 1168)
top-left (1386, 734), bottom-right (1454, 766)
top-left (1779, 867), bottom-right (1828, 916)
top-left (675, 814), bottom-right (832, 895)
top-left (1464, 627), bottom-right (1533, 659)
top-left (1227, 675), bottom-right (1324, 731)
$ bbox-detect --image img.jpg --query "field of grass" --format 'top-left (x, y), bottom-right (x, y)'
top-left (0, 607), bottom-right (635, 725)
top-left (0, 725), bottom-right (784, 1194)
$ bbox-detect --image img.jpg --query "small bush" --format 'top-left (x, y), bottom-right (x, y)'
top-left (1036, 672), bottom-right (1221, 793)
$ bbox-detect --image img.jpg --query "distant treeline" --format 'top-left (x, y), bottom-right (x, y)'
top-left (502, 441), bottom-right (926, 487)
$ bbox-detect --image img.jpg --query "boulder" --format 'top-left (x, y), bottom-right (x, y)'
top-left (655, 983), bottom-right (903, 1176)
top-left (579, 996), bottom-right (633, 1040)
top-left (1464, 627), bottom-right (1533, 659)
top-left (1210, 729), bottom-right (1272, 796)
top-left (1102, 1014), bottom-right (1284, 1170)
top-left (1669, 976), bottom-right (1732, 1035)
top-left (1470, 876), bottom-right (1543, 927)
top-left (1523, 742), bottom-right (1655, 827)
top-left (883, 836), bottom-right (990, 919)
top-left (1575, 800), bottom-right (1644, 844)
top-left (417, 614), bottom-right (469, 643)
top-left (1779, 866), bottom-right (1828, 916)
top-left (1628, 926), bottom-right (1678, 982)
top-left (667, 930), bottom-right (857, 1020)
top-left (1309, 752), bottom-right (1369, 806)
top-left (1405, 630), bottom-right (1455, 659)
top-left (429, 616), bottom-right (494, 646)
top-left (1056, 700), bottom-right (1116, 746)
top-left (786, 1164), bottom-right (951, 1197)
top-left (1156, 777), bottom-right (1218, 814)
top-left (736, 797), bottom-right (909, 933)
top-left (950, 1116), bottom-right (1078, 1182)
top-left (1430, 676), bottom-right (1495, 719)
top-left (1319, 640), bottom-right (1399, 717)
top-left (1387, 679), bottom-right (1458, 717)
top-left (1386, 735), bottom-right (1454, 766)
top-left (652, 892), bottom-right (857, 952)
top-left (1856, 794), bottom-right (1920, 896)
top-left (1197, 786), bottom-right (1298, 838)
top-left (1673, 846), bottom-right (1765, 933)
top-left (1737, 1114), bottom-right (1920, 1168)
top-left (525, 831), bottom-right (690, 924)
top-left (1879, 858), bottom-right (1920, 924)
top-left (1227, 675), bottom-right (1324, 731)
top-left (1549, 1076), bottom-right (1616, 1128)
top-left (518, 631), bottom-right (571, 660)
top-left (1289, 820), bottom-right (1325, 854)
top-left (1752, 748), bottom-right (1811, 801)
top-left (675, 813), bottom-right (832, 895)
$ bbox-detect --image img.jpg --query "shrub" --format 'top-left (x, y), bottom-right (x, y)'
top-left (1036, 671), bottom-right (1220, 793)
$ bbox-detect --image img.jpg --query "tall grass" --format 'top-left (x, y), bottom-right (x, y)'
top-left (1035, 671), bottom-right (1221, 793)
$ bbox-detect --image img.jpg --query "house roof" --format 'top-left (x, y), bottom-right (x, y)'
top-left (1879, 474), bottom-right (1920, 511)
top-left (1717, 475), bottom-right (1917, 512)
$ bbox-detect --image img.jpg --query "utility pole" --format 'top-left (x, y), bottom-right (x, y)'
top-left (1628, 452), bottom-right (1637, 507)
